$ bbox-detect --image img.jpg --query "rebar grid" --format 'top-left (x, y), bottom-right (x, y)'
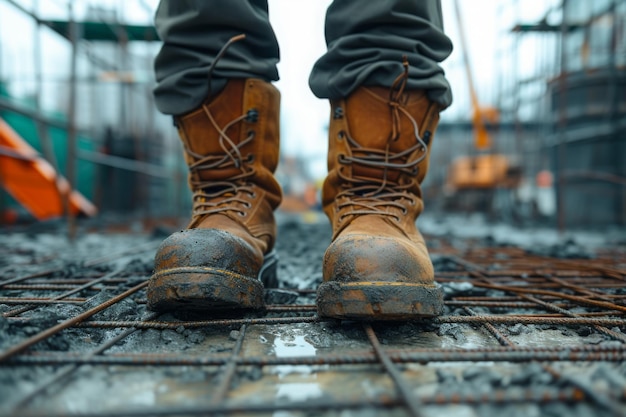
top-left (1, 234), bottom-right (625, 417)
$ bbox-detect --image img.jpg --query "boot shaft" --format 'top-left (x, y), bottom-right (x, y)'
top-left (323, 85), bottom-right (441, 235)
top-left (175, 78), bottom-right (282, 209)
top-left (319, 83), bottom-right (445, 320)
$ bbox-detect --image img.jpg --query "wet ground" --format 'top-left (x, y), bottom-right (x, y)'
top-left (0, 212), bottom-right (625, 417)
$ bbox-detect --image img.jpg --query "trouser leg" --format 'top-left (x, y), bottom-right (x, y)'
top-left (153, 0), bottom-right (280, 115)
top-left (309, 0), bottom-right (453, 108)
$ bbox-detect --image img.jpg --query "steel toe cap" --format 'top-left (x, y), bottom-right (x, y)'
top-left (154, 228), bottom-right (263, 277)
top-left (322, 233), bottom-right (435, 284)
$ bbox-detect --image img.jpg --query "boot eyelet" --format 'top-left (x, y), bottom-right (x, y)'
top-left (246, 153), bottom-right (255, 163)
top-left (401, 208), bottom-right (408, 215)
top-left (244, 202), bottom-right (252, 209)
top-left (408, 198), bottom-right (416, 206)
top-left (411, 167), bottom-right (419, 175)
top-left (249, 191), bottom-right (257, 198)
top-left (337, 130), bottom-right (346, 140)
top-left (246, 108), bottom-right (259, 123)
top-left (338, 154), bottom-right (347, 163)
top-left (423, 131), bottom-right (432, 146)
top-left (238, 211), bottom-right (247, 217)
top-left (247, 130), bottom-right (256, 138)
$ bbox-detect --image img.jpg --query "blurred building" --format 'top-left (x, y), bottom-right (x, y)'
top-left (425, 0), bottom-right (625, 228)
top-left (0, 1), bottom-right (186, 224)
top-left (1, 0), bottom-right (624, 229)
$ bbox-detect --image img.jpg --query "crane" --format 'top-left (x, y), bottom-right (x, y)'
top-left (446, 0), bottom-right (521, 205)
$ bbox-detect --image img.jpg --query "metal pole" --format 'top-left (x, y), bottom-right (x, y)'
top-left (555, 0), bottom-right (569, 233)
top-left (606, 0), bottom-right (624, 225)
top-left (66, 3), bottom-right (79, 240)
top-left (144, 53), bottom-right (156, 221)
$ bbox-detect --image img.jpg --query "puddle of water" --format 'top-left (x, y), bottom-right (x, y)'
top-left (272, 382), bottom-right (324, 417)
top-left (271, 333), bottom-right (324, 416)
top-left (275, 382), bottom-right (323, 402)
top-left (272, 334), bottom-right (318, 376)
top-left (274, 335), bottom-right (317, 358)
top-left (60, 376), bottom-right (158, 412)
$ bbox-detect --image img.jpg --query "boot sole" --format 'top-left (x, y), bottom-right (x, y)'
top-left (147, 250), bottom-right (277, 313)
top-left (316, 281), bottom-right (444, 320)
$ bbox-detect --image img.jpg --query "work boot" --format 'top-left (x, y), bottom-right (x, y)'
top-left (147, 78), bottom-right (282, 313)
top-left (317, 62), bottom-right (444, 320)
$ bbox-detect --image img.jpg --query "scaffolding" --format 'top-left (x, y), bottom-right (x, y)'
top-left (0, 0), bottom-right (185, 230)
top-left (494, 0), bottom-right (626, 228)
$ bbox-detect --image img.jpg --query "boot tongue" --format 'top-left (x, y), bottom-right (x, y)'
top-left (183, 129), bottom-right (246, 182)
top-left (351, 154), bottom-right (402, 184)
top-left (177, 80), bottom-right (248, 182)
top-left (183, 148), bottom-right (244, 182)
top-left (198, 162), bottom-right (242, 182)
top-left (189, 187), bottom-right (239, 229)
top-left (346, 87), bottom-right (417, 183)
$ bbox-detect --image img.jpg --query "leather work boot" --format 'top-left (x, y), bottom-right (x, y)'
top-left (317, 63), bottom-right (444, 320)
top-left (147, 78), bottom-right (282, 313)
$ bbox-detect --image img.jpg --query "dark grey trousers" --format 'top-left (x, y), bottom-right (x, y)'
top-left (153, 0), bottom-right (453, 116)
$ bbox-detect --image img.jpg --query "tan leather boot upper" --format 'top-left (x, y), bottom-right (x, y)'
top-left (317, 65), bottom-right (444, 319)
top-left (147, 78), bottom-right (282, 313)
top-left (322, 83), bottom-right (441, 279)
top-left (177, 78), bottom-right (282, 253)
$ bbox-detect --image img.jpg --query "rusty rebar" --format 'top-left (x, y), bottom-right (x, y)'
top-left (518, 293), bottom-right (626, 344)
top-left (75, 316), bottom-right (320, 329)
top-left (265, 304), bottom-right (317, 312)
top-left (210, 324), bottom-right (246, 404)
top-left (71, 315), bottom-right (626, 330)
top-left (8, 345), bottom-right (626, 367)
top-left (1, 284), bottom-right (110, 291)
top-left (0, 240), bottom-right (158, 288)
top-left (11, 312), bottom-right (159, 410)
top-left (462, 306), bottom-right (514, 346)
top-left (364, 323), bottom-right (424, 417)
top-left (0, 280), bottom-right (148, 363)
top-left (2, 267), bottom-right (129, 317)
top-left (470, 281), bottom-right (626, 314)
top-left (0, 297), bottom-right (87, 304)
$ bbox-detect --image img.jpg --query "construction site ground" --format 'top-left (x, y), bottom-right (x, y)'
top-left (1, 212), bottom-right (625, 417)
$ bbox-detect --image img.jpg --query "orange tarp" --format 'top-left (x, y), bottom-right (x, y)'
top-left (0, 117), bottom-right (97, 220)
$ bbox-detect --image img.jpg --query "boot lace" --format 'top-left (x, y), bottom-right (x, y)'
top-left (336, 56), bottom-right (429, 223)
top-left (186, 110), bottom-right (257, 219)
top-left (182, 34), bottom-right (257, 221)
